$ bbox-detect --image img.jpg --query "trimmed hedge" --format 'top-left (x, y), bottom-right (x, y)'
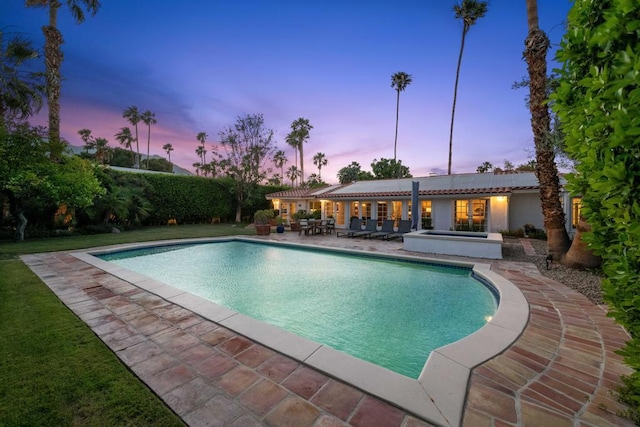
top-left (141, 174), bottom-right (233, 224)
top-left (109, 171), bottom-right (289, 225)
top-left (553, 0), bottom-right (640, 418)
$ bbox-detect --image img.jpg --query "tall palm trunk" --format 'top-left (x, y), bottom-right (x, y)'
top-left (146, 126), bottom-right (151, 169)
top-left (394, 90), bottom-right (400, 162)
top-left (299, 143), bottom-right (304, 184)
top-left (447, 26), bottom-right (467, 175)
top-left (524, 0), bottom-right (571, 257)
top-left (43, 2), bottom-right (64, 160)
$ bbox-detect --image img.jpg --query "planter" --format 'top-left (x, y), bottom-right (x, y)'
top-left (255, 224), bottom-right (271, 236)
top-left (290, 222), bottom-right (301, 232)
top-left (276, 225), bottom-right (285, 233)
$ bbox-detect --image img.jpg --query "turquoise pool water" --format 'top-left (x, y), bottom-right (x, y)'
top-left (99, 241), bottom-right (497, 378)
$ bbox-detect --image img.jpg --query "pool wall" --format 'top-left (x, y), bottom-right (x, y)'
top-left (74, 236), bottom-right (528, 426)
top-left (403, 230), bottom-right (504, 259)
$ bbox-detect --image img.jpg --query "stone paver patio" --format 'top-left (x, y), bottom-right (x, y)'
top-left (20, 232), bottom-right (634, 426)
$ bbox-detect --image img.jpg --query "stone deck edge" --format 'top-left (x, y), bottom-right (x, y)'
top-left (71, 236), bottom-right (529, 426)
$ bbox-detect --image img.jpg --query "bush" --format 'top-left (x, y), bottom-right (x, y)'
top-left (553, 0), bottom-right (640, 417)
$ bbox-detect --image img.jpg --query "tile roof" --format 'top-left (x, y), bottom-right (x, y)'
top-left (265, 184), bottom-right (344, 199)
top-left (266, 172), bottom-right (561, 200)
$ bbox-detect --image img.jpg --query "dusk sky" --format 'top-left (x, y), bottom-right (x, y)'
top-left (3, 1), bottom-right (572, 183)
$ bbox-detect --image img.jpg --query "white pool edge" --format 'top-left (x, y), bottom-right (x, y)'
top-left (72, 236), bottom-right (529, 427)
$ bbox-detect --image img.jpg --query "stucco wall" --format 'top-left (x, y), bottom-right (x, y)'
top-left (509, 193), bottom-right (544, 231)
top-left (432, 199), bottom-right (453, 230)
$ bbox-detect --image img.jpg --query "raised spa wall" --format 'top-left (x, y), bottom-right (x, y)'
top-left (403, 230), bottom-right (504, 259)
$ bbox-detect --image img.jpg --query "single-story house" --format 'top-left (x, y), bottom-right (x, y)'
top-left (266, 171), bottom-right (581, 235)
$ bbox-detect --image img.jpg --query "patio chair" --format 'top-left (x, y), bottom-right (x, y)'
top-left (366, 219), bottom-right (395, 239)
top-left (350, 219), bottom-right (378, 238)
top-left (298, 219), bottom-right (312, 236)
top-left (384, 219), bottom-right (413, 241)
top-left (336, 218), bottom-right (362, 237)
top-left (326, 219), bottom-right (336, 234)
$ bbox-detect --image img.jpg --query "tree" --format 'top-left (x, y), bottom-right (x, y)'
top-left (94, 137), bottom-right (111, 165)
top-left (141, 109), bottom-right (156, 169)
top-left (286, 165), bottom-right (300, 187)
top-left (0, 30), bottom-right (45, 128)
top-left (78, 128), bottom-right (94, 153)
top-left (218, 113), bottom-right (276, 222)
top-left (273, 149), bottom-right (287, 182)
top-left (371, 158), bottom-right (412, 179)
top-left (163, 143), bottom-right (174, 164)
top-left (306, 173), bottom-right (325, 188)
top-left (122, 106), bottom-right (141, 168)
top-left (286, 118), bottom-right (313, 184)
top-left (448, 0), bottom-right (488, 175)
top-left (114, 126), bottom-right (135, 164)
top-left (390, 71), bottom-right (412, 164)
top-left (553, 0), bottom-right (640, 413)
top-left (25, 0), bottom-right (100, 159)
top-left (196, 131), bottom-right (207, 175)
top-left (524, 0), bottom-right (571, 257)
top-left (312, 152), bottom-right (328, 179)
top-left (109, 147), bottom-right (134, 168)
top-left (476, 161), bottom-right (493, 173)
top-left (0, 123), bottom-right (104, 240)
top-left (337, 162), bottom-right (374, 184)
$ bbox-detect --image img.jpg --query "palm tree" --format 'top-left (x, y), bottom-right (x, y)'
top-left (77, 128), bottom-right (94, 153)
top-left (196, 132), bottom-right (207, 175)
top-left (273, 150), bottom-right (287, 181)
top-left (192, 162), bottom-right (201, 176)
top-left (25, 0), bottom-right (100, 159)
top-left (390, 72), bottom-right (412, 163)
top-left (286, 165), bottom-right (300, 187)
top-left (94, 137), bottom-right (110, 165)
top-left (0, 31), bottom-right (45, 127)
top-left (524, 0), bottom-right (570, 257)
top-left (286, 118), bottom-right (313, 184)
top-left (163, 143), bottom-right (174, 163)
top-left (447, 0), bottom-right (488, 175)
top-left (122, 106), bottom-right (141, 168)
top-left (141, 110), bottom-right (156, 169)
top-left (312, 152), bottom-right (328, 180)
top-left (195, 145), bottom-right (206, 175)
top-left (115, 126), bottom-right (135, 164)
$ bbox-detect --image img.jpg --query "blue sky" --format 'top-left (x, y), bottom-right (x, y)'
top-left (3, 1), bottom-right (572, 183)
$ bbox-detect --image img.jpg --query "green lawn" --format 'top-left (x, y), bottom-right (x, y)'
top-left (0, 224), bottom-right (253, 425)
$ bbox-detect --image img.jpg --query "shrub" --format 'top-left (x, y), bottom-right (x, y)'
top-left (553, 0), bottom-right (640, 417)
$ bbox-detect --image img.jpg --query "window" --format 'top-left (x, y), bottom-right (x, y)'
top-left (335, 202), bottom-right (345, 226)
top-left (350, 202), bottom-right (359, 220)
top-left (377, 202), bottom-right (388, 226)
top-left (309, 201), bottom-right (321, 214)
top-left (391, 201), bottom-right (402, 227)
top-left (361, 202), bottom-right (372, 220)
top-left (572, 197), bottom-right (582, 228)
top-left (421, 200), bottom-right (432, 229)
top-left (455, 199), bottom-right (487, 231)
top-left (323, 201), bottom-right (333, 219)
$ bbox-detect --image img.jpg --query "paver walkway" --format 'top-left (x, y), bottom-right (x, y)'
top-left (20, 234), bottom-right (634, 426)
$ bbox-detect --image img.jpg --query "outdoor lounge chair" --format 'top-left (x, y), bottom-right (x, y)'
top-left (366, 219), bottom-right (395, 239)
top-left (384, 219), bottom-right (413, 241)
top-left (350, 219), bottom-right (378, 238)
top-left (336, 218), bottom-right (362, 237)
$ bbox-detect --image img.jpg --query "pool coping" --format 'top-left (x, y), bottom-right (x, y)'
top-left (73, 236), bottom-right (529, 426)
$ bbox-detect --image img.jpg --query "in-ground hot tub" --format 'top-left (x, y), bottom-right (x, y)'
top-left (403, 230), bottom-right (503, 259)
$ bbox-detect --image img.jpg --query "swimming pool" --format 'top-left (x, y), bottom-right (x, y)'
top-left (78, 237), bottom-right (528, 425)
top-left (98, 240), bottom-right (497, 378)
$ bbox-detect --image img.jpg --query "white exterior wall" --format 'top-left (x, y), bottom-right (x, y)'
top-left (489, 196), bottom-right (509, 232)
top-left (432, 199), bottom-right (453, 231)
top-left (509, 193), bottom-right (544, 231)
